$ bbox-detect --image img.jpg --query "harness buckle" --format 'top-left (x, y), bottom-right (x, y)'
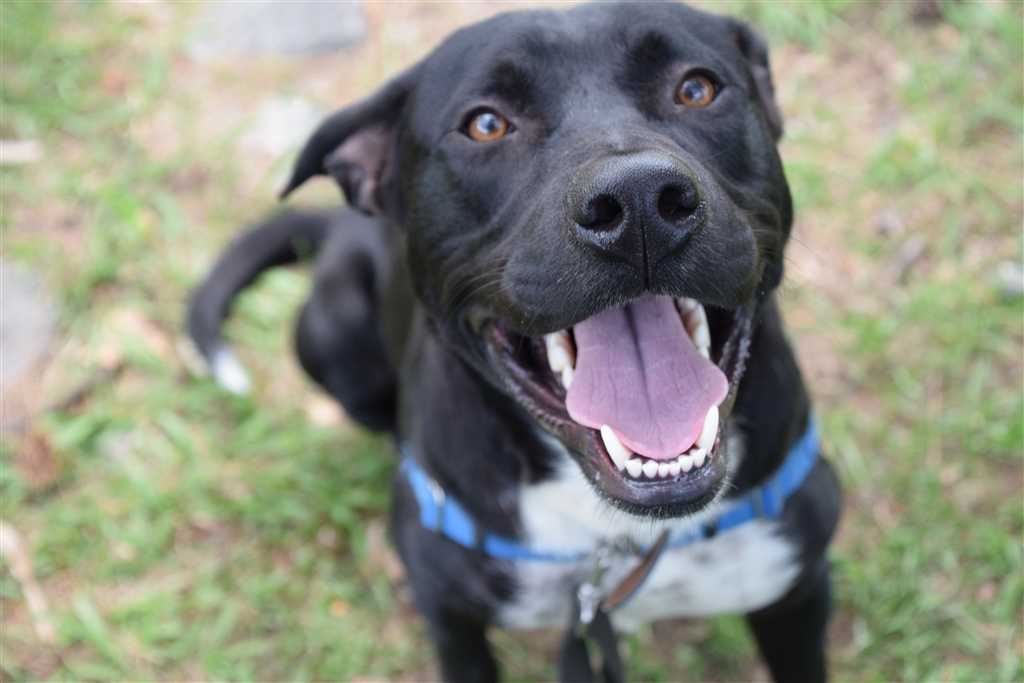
top-left (752, 478), bottom-right (784, 519)
top-left (425, 477), bottom-right (446, 533)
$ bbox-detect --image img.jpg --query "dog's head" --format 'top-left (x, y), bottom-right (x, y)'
top-left (284, 2), bottom-right (792, 518)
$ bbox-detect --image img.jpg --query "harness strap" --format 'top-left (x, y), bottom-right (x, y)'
top-left (666, 416), bottom-right (820, 549)
top-left (402, 419), bottom-right (819, 683)
top-left (399, 416), bottom-right (819, 563)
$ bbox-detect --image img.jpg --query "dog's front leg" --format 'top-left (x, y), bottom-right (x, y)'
top-left (746, 557), bottom-right (832, 683)
top-left (421, 605), bottom-right (498, 683)
top-left (391, 476), bottom-right (506, 683)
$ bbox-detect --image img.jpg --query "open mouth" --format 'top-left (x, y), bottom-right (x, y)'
top-left (486, 293), bottom-right (756, 516)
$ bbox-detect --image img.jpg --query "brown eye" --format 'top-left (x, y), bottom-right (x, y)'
top-left (467, 110), bottom-right (510, 141)
top-left (677, 74), bottom-right (716, 107)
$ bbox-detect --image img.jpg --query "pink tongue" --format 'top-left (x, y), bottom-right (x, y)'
top-left (565, 293), bottom-right (728, 460)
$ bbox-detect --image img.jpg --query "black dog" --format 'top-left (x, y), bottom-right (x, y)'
top-left (189, 3), bottom-right (841, 681)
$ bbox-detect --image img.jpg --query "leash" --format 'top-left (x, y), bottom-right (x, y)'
top-left (557, 530), bottom-right (670, 682)
top-left (398, 417), bottom-right (819, 682)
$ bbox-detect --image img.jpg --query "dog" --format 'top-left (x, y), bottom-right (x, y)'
top-left (188, 3), bottom-right (842, 681)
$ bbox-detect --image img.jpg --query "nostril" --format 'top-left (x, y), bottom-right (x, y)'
top-left (657, 185), bottom-right (699, 224)
top-left (579, 194), bottom-right (624, 232)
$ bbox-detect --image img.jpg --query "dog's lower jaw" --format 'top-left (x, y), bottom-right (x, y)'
top-left (518, 427), bottom-right (741, 547)
top-left (573, 426), bottom-right (727, 518)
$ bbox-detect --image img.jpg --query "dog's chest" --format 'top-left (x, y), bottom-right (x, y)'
top-left (497, 468), bottom-right (801, 631)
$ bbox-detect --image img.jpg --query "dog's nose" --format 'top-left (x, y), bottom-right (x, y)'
top-left (567, 151), bottom-right (703, 278)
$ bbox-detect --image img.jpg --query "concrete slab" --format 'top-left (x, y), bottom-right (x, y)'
top-left (189, 1), bottom-right (367, 59)
top-left (1, 260), bottom-right (55, 389)
top-left (240, 96), bottom-right (325, 158)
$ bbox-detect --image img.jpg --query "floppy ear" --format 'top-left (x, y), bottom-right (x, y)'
top-left (731, 22), bottom-right (784, 141)
top-left (280, 65), bottom-right (421, 217)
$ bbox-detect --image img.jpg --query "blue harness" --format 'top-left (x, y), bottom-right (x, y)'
top-left (400, 417), bottom-right (819, 563)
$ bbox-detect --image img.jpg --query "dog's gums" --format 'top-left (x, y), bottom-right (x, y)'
top-left (486, 294), bottom-right (756, 516)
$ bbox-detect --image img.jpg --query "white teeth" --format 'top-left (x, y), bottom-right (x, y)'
top-left (676, 297), bottom-right (711, 354)
top-left (679, 453), bottom-right (694, 473)
top-left (697, 405), bottom-right (718, 451)
top-left (676, 297), bottom-right (698, 315)
top-left (688, 307), bottom-right (711, 351)
top-left (605, 410), bottom-right (719, 481)
top-left (545, 331), bottom-right (575, 372)
top-left (691, 448), bottom-right (707, 469)
top-left (624, 458), bottom-right (643, 478)
top-left (615, 442), bottom-right (712, 481)
top-left (691, 320), bottom-right (711, 351)
top-left (545, 331), bottom-right (576, 389)
top-left (600, 425), bottom-right (632, 471)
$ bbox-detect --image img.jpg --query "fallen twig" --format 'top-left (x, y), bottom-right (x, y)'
top-left (0, 521), bottom-right (56, 643)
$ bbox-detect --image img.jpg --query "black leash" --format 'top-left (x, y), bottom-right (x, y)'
top-left (557, 531), bottom-right (669, 683)
top-left (558, 597), bottom-right (622, 683)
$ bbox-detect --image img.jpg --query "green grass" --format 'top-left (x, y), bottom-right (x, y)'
top-left (2, 1), bottom-right (1021, 681)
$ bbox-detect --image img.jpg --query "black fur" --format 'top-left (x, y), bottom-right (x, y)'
top-left (189, 3), bottom-right (841, 680)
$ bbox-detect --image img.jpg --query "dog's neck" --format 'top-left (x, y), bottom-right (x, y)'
top-left (396, 293), bottom-right (809, 545)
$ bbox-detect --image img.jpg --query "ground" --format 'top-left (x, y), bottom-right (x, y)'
top-left (1, 1), bottom-right (1021, 681)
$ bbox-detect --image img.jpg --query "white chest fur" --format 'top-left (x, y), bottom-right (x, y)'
top-left (497, 459), bottom-right (801, 631)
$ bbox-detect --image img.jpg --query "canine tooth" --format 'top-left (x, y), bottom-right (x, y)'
top-left (668, 460), bottom-right (681, 477)
top-left (561, 366), bottom-right (574, 389)
top-left (642, 459), bottom-right (659, 479)
top-left (683, 302), bottom-right (711, 351)
top-left (698, 346), bottom-right (710, 360)
top-left (679, 453), bottom-right (694, 473)
top-left (601, 425), bottom-right (632, 471)
top-left (692, 319), bottom-right (711, 350)
top-left (676, 297), bottom-right (698, 315)
top-left (625, 458), bottom-right (643, 479)
top-left (693, 324), bottom-right (711, 351)
top-left (547, 346), bottom-right (570, 373)
top-left (545, 331), bottom-right (575, 372)
top-left (697, 405), bottom-right (718, 451)
top-left (691, 448), bottom-right (707, 468)
top-left (658, 462), bottom-right (671, 478)
top-left (683, 300), bottom-right (707, 328)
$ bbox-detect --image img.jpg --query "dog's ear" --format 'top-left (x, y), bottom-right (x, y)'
top-left (280, 66), bottom-right (421, 217)
top-left (731, 22), bottom-right (783, 141)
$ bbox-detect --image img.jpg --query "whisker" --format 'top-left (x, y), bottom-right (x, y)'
top-left (438, 264), bottom-right (510, 328)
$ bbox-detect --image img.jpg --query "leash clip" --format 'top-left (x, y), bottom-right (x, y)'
top-left (560, 533), bottom-right (666, 683)
top-left (576, 542), bottom-right (614, 630)
top-left (576, 582), bottom-right (601, 629)
top-left (576, 535), bottom-right (642, 630)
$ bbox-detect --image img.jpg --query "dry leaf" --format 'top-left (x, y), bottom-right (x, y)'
top-left (15, 430), bottom-right (58, 489)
